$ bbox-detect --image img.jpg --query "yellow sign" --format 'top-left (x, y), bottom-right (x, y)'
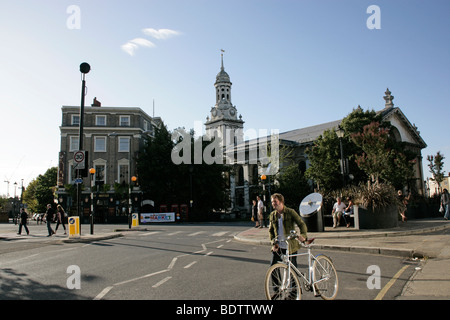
top-left (68, 216), bottom-right (80, 238)
top-left (132, 213), bottom-right (139, 227)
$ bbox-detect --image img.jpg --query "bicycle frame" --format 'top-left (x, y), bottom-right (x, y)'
top-left (277, 232), bottom-right (330, 297)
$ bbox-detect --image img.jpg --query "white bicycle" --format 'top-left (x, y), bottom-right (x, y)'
top-left (264, 230), bottom-right (339, 300)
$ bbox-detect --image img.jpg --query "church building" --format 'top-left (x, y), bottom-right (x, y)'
top-left (205, 55), bottom-right (427, 216)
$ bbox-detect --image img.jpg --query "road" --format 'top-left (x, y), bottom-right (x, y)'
top-left (0, 223), bottom-right (421, 300)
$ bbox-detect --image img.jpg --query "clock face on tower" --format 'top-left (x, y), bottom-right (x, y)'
top-left (212, 109), bottom-right (218, 117)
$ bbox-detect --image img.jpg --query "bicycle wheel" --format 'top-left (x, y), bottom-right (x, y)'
top-left (264, 263), bottom-right (302, 300)
top-left (312, 255), bottom-right (338, 300)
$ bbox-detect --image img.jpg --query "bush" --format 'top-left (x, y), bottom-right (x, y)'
top-left (326, 182), bottom-right (400, 211)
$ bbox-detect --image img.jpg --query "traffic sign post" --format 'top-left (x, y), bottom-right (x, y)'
top-left (73, 150), bottom-right (85, 170)
top-left (68, 216), bottom-right (80, 238)
top-left (132, 213), bottom-right (139, 228)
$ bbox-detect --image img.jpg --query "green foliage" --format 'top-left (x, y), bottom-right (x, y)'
top-left (305, 129), bottom-right (342, 191)
top-left (343, 182), bottom-right (399, 210)
top-left (137, 124), bottom-right (229, 220)
top-left (351, 122), bottom-right (391, 184)
top-left (306, 106), bottom-right (416, 194)
top-left (23, 167), bottom-right (57, 212)
top-left (427, 151), bottom-right (445, 188)
top-left (274, 163), bottom-right (312, 211)
top-left (137, 124), bottom-right (177, 205)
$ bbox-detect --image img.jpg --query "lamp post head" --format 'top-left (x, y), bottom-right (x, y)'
top-left (80, 62), bottom-right (91, 74)
top-left (336, 126), bottom-right (345, 139)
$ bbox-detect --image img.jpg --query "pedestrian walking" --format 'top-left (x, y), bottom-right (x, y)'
top-left (397, 190), bottom-right (410, 222)
top-left (441, 189), bottom-right (450, 220)
top-left (55, 204), bottom-right (67, 234)
top-left (251, 200), bottom-right (260, 228)
top-left (17, 208), bottom-right (29, 235)
top-left (257, 196), bottom-right (266, 228)
top-left (45, 204), bottom-right (55, 236)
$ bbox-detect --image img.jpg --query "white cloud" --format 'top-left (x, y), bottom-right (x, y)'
top-left (121, 38), bottom-right (155, 56)
top-left (142, 28), bottom-right (181, 40)
top-left (122, 28), bottom-right (181, 56)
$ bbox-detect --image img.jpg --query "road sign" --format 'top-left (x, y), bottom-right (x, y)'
top-left (68, 216), bottom-right (80, 238)
top-left (74, 150), bottom-right (85, 170)
top-left (132, 213), bottom-right (139, 227)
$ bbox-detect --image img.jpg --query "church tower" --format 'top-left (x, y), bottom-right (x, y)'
top-left (205, 51), bottom-right (244, 149)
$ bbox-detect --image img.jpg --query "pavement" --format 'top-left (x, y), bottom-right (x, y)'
top-left (2, 217), bottom-right (450, 299)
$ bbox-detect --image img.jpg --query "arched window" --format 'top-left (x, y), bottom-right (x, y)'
top-left (390, 126), bottom-right (402, 142)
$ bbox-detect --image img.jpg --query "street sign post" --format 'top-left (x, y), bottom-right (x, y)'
top-left (132, 213), bottom-right (139, 227)
top-left (73, 150), bottom-right (85, 170)
top-left (68, 216), bottom-right (80, 238)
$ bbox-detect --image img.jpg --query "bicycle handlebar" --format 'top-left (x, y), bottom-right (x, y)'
top-left (274, 230), bottom-right (315, 247)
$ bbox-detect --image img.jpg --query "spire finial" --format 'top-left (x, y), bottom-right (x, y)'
top-left (383, 88), bottom-right (394, 109)
top-left (220, 49), bottom-right (225, 70)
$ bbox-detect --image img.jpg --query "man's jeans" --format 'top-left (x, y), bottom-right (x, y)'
top-left (47, 220), bottom-right (54, 235)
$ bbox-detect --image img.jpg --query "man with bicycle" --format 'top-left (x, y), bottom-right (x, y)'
top-left (269, 193), bottom-right (308, 267)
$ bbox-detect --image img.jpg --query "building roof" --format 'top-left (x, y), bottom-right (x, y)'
top-left (278, 119), bottom-right (342, 146)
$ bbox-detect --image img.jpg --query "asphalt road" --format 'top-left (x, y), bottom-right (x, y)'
top-left (0, 223), bottom-right (420, 301)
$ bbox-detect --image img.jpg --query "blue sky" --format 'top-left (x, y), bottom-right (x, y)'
top-left (1, 0), bottom-right (449, 197)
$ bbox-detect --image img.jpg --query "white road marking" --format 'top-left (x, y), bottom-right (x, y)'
top-left (211, 231), bottom-right (227, 237)
top-left (188, 231), bottom-right (205, 236)
top-left (184, 261), bottom-right (197, 269)
top-left (152, 276), bottom-right (172, 288)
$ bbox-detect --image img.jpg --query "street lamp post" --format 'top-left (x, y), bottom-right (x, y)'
top-left (261, 174), bottom-right (272, 216)
top-left (89, 168), bottom-right (95, 235)
top-left (129, 176), bottom-right (137, 229)
top-left (336, 126), bottom-right (346, 187)
top-left (77, 62), bottom-right (90, 230)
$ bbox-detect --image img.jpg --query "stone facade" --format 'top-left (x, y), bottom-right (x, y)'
top-left (57, 102), bottom-right (161, 222)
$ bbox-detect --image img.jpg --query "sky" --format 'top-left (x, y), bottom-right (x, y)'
top-left (0, 0), bottom-right (449, 197)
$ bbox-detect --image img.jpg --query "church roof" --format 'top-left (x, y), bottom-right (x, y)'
top-left (278, 119), bottom-right (342, 146)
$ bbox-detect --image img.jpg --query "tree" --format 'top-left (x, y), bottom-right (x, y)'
top-left (186, 135), bottom-right (230, 219)
top-left (351, 122), bottom-right (391, 185)
top-left (306, 106), bottom-right (416, 191)
top-left (137, 124), bottom-right (177, 205)
top-left (305, 129), bottom-right (342, 191)
top-left (340, 107), bottom-right (385, 184)
top-left (427, 151), bottom-right (445, 192)
top-left (23, 167), bottom-right (58, 212)
top-left (137, 124), bottom-right (229, 220)
top-left (274, 163), bottom-right (312, 211)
